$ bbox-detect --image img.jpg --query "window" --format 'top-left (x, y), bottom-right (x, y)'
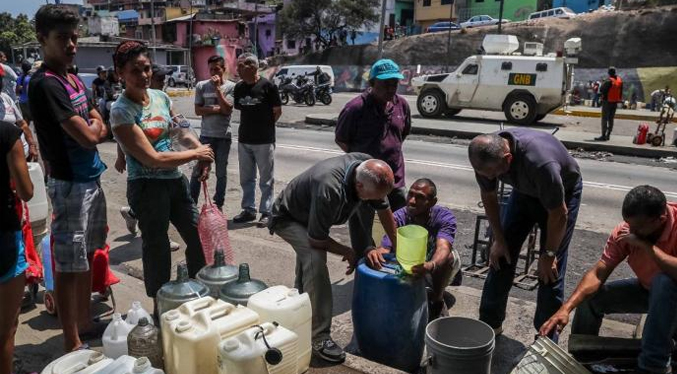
top-left (423, 0), bottom-right (431, 6)
top-left (277, 68), bottom-right (288, 76)
top-left (556, 9), bottom-right (563, 14)
top-left (442, 0), bottom-right (453, 4)
top-left (462, 64), bottom-right (478, 75)
top-left (547, 10), bottom-right (554, 16)
top-left (501, 62), bottom-right (512, 70)
top-left (287, 39), bottom-right (296, 49)
top-left (530, 12), bottom-right (541, 19)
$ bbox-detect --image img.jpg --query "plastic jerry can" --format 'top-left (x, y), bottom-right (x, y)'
top-left (168, 302), bottom-right (259, 374)
top-left (248, 286), bottom-right (312, 374)
top-left (218, 322), bottom-right (299, 374)
top-left (127, 357), bottom-right (165, 374)
top-left (40, 350), bottom-right (112, 374)
top-left (27, 162), bottom-right (48, 233)
top-left (94, 355), bottom-right (137, 374)
top-left (103, 313), bottom-right (135, 358)
top-left (127, 301), bottom-right (154, 326)
top-left (161, 296), bottom-right (222, 374)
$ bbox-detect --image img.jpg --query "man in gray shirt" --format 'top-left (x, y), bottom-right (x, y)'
top-left (190, 55), bottom-right (236, 209)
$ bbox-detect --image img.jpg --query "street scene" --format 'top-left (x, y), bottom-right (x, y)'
top-left (2, 0), bottom-right (677, 374)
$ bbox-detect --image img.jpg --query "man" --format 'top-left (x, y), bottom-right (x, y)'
top-left (91, 65), bottom-right (106, 107)
top-left (592, 80), bottom-right (601, 108)
top-left (541, 186), bottom-right (677, 374)
top-left (468, 128), bottom-right (582, 338)
top-left (335, 58), bottom-right (411, 257)
top-left (232, 53), bottom-right (282, 227)
top-left (269, 154), bottom-right (398, 363)
top-left (0, 52), bottom-right (18, 101)
top-left (596, 66), bottom-right (623, 141)
top-left (368, 178), bottom-right (461, 320)
top-left (190, 55), bottom-right (235, 210)
top-left (29, 5), bottom-right (109, 351)
top-left (150, 64), bottom-right (168, 91)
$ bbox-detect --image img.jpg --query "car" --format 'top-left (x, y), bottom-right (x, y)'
top-left (460, 15), bottom-right (510, 28)
top-left (425, 22), bottom-right (461, 33)
top-left (165, 65), bottom-right (196, 88)
top-left (528, 7), bottom-right (577, 20)
top-left (78, 73), bottom-right (98, 102)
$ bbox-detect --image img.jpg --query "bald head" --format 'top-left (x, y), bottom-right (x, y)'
top-left (355, 159), bottom-right (394, 199)
top-left (468, 134), bottom-right (509, 170)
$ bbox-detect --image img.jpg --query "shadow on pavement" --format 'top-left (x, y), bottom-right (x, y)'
top-left (492, 335), bottom-right (528, 374)
top-left (109, 235), bottom-right (142, 265)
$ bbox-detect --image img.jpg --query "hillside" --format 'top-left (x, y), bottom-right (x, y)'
top-left (272, 6), bottom-right (677, 69)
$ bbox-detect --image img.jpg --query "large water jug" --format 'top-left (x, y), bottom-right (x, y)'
top-left (219, 263), bottom-right (268, 306)
top-left (352, 254), bottom-right (428, 373)
top-left (196, 251), bottom-right (238, 298)
top-left (27, 162), bottom-right (48, 235)
top-left (167, 302), bottom-right (259, 374)
top-left (40, 350), bottom-right (112, 374)
top-left (127, 357), bottom-right (165, 374)
top-left (217, 322), bottom-right (299, 374)
top-left (127, 301), bottom-right (154, 326)
top-left (128, 317), bottom-right (163, 369)
top-left (160, 297), bottom-right (222, 373)
top-left (41, 235), bottom-right (54, 292)
top-left (248, 286), bottom-right (312, 374)
top-left (156, 263), bottom-right (210, 316)
top-left (396, 225), bottom-right (428, 274)
top-left (103, 313), bottom-right (135, 358)
top-left (94, 355), bottom-right (137, 374)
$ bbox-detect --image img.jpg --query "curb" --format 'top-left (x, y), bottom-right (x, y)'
top-left (305, 115), bottom-right (677, 159)
top-left (552, 108), bottom-right (677, 123)
top-left (166, 90), bottom-right (193, 98)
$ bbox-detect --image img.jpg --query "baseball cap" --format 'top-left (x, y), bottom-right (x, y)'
top-left (369, 59), bottom-right (404, 80)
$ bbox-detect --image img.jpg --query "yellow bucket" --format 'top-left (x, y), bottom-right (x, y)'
top-left (396, 225), bottom-right (428, 274)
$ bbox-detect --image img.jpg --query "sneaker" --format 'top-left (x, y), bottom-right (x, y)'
top-left (257, 214), bottom-right (270, 228)
top-left (493, 325), bottom-right (504, 337)
top-left (594, 135), bottom-right (607, 141)
top-left (169, 241), bottom-right (180, 252)
top-left (313, 338), bottom-right (346, 363)
top-left (233, 210), bottom-right (257, 223)
top-left (120, 207), bottom-right (138, 235)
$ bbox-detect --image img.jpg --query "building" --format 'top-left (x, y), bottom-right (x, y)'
top-left (415, 0), bottom-right (457, 31)
top-left (458, 0), bottom-right (539, 22)
top-left (87, 13), bottom-right (120, 36)
top-left (117, 10), bottom-right (140, 38)
top-left (553, 0), bottom-right (613, 13)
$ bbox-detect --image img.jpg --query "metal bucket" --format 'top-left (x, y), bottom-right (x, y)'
top-left (424, 317), bottom-right (495, 374)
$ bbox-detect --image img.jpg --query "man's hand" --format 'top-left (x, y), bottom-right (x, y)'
top-left (539, 309), bottom-right (570, 337)
top-left (343, 249), bottom-right (357, 275)
top-left (210, 75), bottom-right (223, 87)
top-left (489, 239), bottom-right (511, 270)
top-left (27, 144), bottom-right (38, 162)
top-left (617, 231), bottom-right (652, 251)
top-left (115, 154), bottom-right (126, 173)
top-left (197, 161), bottom-right (211, 182)
top-left (411, 261), bottom-right (435, 277)
top-left (538, 256), bottom-right (559, 285)
top-left (365, 247), bottom-right (391, 270)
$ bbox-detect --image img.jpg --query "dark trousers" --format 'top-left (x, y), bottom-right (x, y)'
top-left (479, 179), bottom-right (583, 335)
top-left (348, 187), bottom-right (407, 258)
top-left (190, 136), bottom-right (232, 208)
top-left (601, 101), bottom-right (618, 137)
top-left (128, 176), bottom-right (206, 297)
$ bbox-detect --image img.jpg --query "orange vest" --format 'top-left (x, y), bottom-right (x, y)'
top-left (607, 76), bottom-right (623, 103)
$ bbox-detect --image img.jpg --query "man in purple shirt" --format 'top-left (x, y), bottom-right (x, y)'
top-left (366, 178), bottom-right (460, 320)
top-left (335, 59), bottom-right (412, 258)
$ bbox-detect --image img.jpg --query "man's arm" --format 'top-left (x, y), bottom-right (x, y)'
top-left (377, 208), bottom-right (397, 251)
top-left (195, 104), bottom-right (222, 116)
top-left (650, 247), bottom-right (677, 281)
top-left (308, 236), bottom-right (357, 275)
top-left (89, 107), bottom-right (109, 141)
top-left (481, 189), bottom-right (505, 245)
top-left (539, 203), bottom-right (569, 284)
top-left (214, 83), bottom-right (233, 115)
top-left (273, 106), bottom-right (282, 122)
top-left (61, 116), bottom-right (105, 149)
top-left (335, 106), bottom-right (356, 153)
top-left (16, 119), bottom-right (38, 161)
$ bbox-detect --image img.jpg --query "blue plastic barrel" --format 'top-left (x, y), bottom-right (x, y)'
top-left (41, 235), bottom-right (53, 291)
top-left (351, 254), bottom-right (427, 373)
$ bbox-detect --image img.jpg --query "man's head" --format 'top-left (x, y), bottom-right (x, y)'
top-left (355, 159), bottom-right (395, 201)
top-left (236, 53), bottom-right (258, 83)
top-left (208, 55), bottom-right (226, 79)
top-left (468, 133), bottom-right (512, 179)
top-left (150, 64), bottom-right (169, 90)
top-left (622, 185), bottom-right (668, 244)
top-left (406, 178), bottom-right (438, 218)
top-left (21, 61), bottom-right (32, 75)
top-left (368, 59), bottom-right (404, 103)
top-left (35, 5), bottom-right (81, 67)
top-left (96, 65), bottom-right (106, 79)
top-left (608, 66), bottom-right (616, 77)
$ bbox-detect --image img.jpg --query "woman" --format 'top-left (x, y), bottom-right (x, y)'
top-left (0, 75), bottom-right (38, 161)
top-left (109, 41), bottom-right (213, 314)
top-left (0, 119), bottom-right (33, 374)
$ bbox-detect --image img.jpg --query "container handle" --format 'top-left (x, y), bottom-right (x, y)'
top-left (183, 297), bottom-right (215, 314)
top-left (210, 303), bottom-right (236, 320)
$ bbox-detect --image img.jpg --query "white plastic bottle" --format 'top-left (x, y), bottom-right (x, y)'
top-left (103, 313), bottom-right (135, 358)
top-left (128, 357), bottom-right (165, 374)
top-left (127, 301), bottom-right (154, 326)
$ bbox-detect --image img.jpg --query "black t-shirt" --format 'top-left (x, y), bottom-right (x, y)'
top-left (234, 77), bottom-right (281, 144)
top-left (92, 77), bottom-right (106, 99)
top-left (0, 120), bottom-right (22, 231)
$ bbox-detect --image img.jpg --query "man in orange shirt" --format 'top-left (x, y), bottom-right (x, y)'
top-left (540, 185), bottom-right (677, 374)
top-left (596, 66), bottom-right (623, 141)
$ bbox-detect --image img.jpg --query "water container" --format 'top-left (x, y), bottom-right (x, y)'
top-left (41, 235), bottom-right (54, 292)
top-left (127, 301), bottom-right (154, 326)
top-left (248, 286), bottom-right (312, 374)
top-left (128, 357), bottom-right (165, 374)
top-left (217, 322), bottom-right (299, 374)
top-left (40, 350), bottom-right (112, 374)
top-left (167, 302), bottom-right (259, 374)
top-left (128, 317), bottom-right (163, 369)
top-left (424, 317), bottom-right (495, 374)
top-left (27, 162), bottom-right (48, 235)
top-left (103, 313), bottom-right (135, 358)
top-left (95, 355), bottom-right (137, 374)
top-left (196, 251), bottom-right (238, 298)
top-left (219, 264), bottom-right (268, 306)
top-left (351, 254), bottom-right (427, 373)
top-left (396, 225), bottom-right (428, 274)
top-left (156, 263), bottom-right (210, 316)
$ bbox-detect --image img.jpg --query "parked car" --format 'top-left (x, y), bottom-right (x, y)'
top-left (528, 7), bottom-right (577, 20)
top-left (425, 22), bottom-right (461, 33)
top-left (273, 65), bottom-right (335, 88)
top-left (78, 73), bottom-right (98, 102)
top-left (460, 15), bottom-right (510, 28)
top-left (165, 65), bottom-right (195, 88)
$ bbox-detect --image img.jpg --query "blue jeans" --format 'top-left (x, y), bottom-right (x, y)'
top-left (479, 179), bottom-right (583, 336)
top-left (238, 143), bottom-right (275, 215)
top-left (190, 136), bottom-right (232, 208)
top-left (572, 275), bottom-right (677, 373)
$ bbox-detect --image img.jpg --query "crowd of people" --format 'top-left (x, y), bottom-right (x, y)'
top-left (1, 4), bottom-right (676, 374)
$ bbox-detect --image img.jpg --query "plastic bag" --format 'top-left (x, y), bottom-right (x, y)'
top-left (197, 182), bottom-right (234, 266)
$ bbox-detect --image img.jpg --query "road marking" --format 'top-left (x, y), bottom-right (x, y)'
top-left (276, 142), bottom-right (677, 199)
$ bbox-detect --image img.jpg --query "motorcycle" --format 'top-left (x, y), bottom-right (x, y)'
top-left (315, 83), bottom-right (333, 105)
top-left (279, 75), bottom-right (316, 106)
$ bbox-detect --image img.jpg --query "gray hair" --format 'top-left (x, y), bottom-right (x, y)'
top-left (468, 134), bottom-right (507, 167)
top-left (237, 52), bottom-right (259, 68)
top-left (355, 160), bottom-right (394, 192)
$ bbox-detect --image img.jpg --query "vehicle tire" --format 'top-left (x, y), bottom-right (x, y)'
top-left (651, 135), bottom-right (664, 147)
top-left (320, 93), bottom-right (332, 105)
top-left (168, 78), bottom-right (176, 87)
top-left (280, 92), bottom-right (289, 105)
top-left (44, 291), bottom-right (57, 316)
top-left (445, 108), bottom-right (461, 117)
top-left (417, 89), bottom-right (447, 118)
top-left (534, 114), bottom-right (547, 122)
top-left (503, 93), bottom-right (538, 125)
top-left (305, 92), bottom-right (316, 106)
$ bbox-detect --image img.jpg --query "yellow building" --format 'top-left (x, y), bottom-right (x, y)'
top-left (415, 0), bottom-right (457, 31)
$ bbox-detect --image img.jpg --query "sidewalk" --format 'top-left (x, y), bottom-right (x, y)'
top-left (553, 105), bottom-right (677, 123)
top-left (306, 113), bottom-right (677, 159)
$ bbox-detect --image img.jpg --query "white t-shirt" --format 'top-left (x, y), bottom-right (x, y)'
top-left (1, 63), bottom-right (18, 101)
top-left (0, 92), bottom-right (27, 154)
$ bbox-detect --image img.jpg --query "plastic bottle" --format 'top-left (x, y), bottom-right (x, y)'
top-left (128, 357), bottom-right (165, 374)
top-left (128, 317), bottom-right (163, 369)
top-left (127, 301), bottom-right (154, 326)
top-left (169, 114), bottom-right (199, 171)
top-left (103, 313), bottom-right (135, 358)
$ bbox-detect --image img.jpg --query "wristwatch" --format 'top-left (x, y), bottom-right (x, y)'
top-left (544, 250), bottom-right (557, 258)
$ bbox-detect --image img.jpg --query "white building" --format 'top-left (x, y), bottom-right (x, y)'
top-left (88, 15), bottom-right (120, 36)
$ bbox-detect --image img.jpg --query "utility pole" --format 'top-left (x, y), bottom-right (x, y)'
top-left (150, 0), bottom-right (157, 60)
top-left (445, 0), bottom-right (453, 72)
top-left (254, 2), bottom-right (258, 58)
top-left (376, 0), bottom-right (388, 59)
top-left (497, 0), bottom-right (504, 34)
top-left (188, 0), bottom-right (193, 69)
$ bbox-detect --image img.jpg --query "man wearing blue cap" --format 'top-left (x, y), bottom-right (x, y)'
top-left (335, 59), bottom-right (412, 258)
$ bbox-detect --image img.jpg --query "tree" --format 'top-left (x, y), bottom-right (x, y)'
top-left (278, 0), bottom-right (380, 51)
top-left (0, 13), bottom-right (36, 62)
